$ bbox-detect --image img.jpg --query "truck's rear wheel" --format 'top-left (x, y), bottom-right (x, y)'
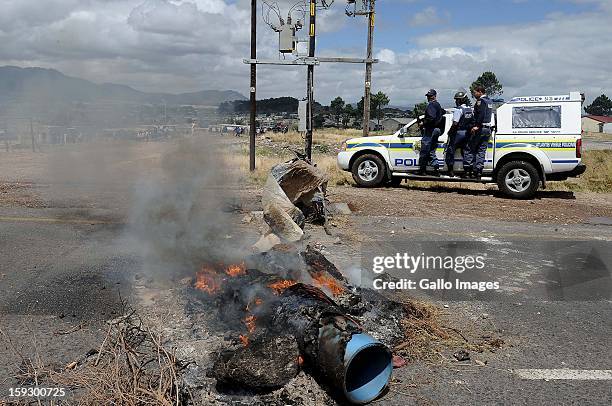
top-left (352, 154), bottom-right (385, 187)
top-left (496, 160), bottom-right (540, 199)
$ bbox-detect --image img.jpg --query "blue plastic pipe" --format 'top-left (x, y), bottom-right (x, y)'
top-left (343, 333), bottom-right (393, 404)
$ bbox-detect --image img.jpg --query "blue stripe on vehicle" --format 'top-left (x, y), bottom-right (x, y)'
top-left (551, 159), bottom-right (579, 163)
top-left (347, 142), bottom-right (384, 148)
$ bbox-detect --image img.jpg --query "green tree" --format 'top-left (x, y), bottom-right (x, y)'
top-left (313, 114), bottom-right (325, 129)
top-left (343, 104), bottom-right (355, 127)
top-left (330, 96), bottom-right (345, 124)
top-left (584, 94), bottom-right (612, 116)
top-left (412, 101), bottom-right (427, 118)
top-left (470, 71), bottom-right (503, 97)
top-left (356, 97), bottom-right (364, 118)
top-left (371, 91), bottom-right (390, 125)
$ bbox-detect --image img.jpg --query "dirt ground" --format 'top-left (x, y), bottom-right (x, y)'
top-left (1, 136), bottom-right (611, 405)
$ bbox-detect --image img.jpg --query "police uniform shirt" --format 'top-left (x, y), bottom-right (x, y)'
top-left (474, 95), bottom-right (493, 128)
top-left (452, 104), bottom-right (468, 124)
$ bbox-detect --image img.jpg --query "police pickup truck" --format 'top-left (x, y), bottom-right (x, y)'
top-left (337, 92), bottom-right (586, 199)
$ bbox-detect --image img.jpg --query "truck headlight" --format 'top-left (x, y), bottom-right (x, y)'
top-left (340, 141), bottom-right (347, 151)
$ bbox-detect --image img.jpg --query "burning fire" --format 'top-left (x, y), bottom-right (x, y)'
top-left (194, 263), bottom-right (247, 294)
top-left (312, 273), bottom-right (344, 297)
top-left (239, 335), bottom-right (249, 346)
top-left (194, 266), bottom-right (220, 294)
top-left (225, 262), bottom-right (246, 277)
top-left (268, 279), bottom-right (298, 294)
top-left (244, 315), bottom-right (257, 333)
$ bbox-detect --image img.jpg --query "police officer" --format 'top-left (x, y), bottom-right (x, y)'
top-left (418, 89), bottom-right (444, 176)
top-left (464, 85), bottom-right (493, 179)
top-left (444, 90), bottom-right (473, 177)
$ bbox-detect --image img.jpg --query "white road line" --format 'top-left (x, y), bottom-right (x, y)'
top-left (514, 369), bottom-right (612, 380)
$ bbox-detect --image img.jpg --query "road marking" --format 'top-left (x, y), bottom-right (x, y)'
top-left (0, 216), bottom-right (121, 225)
top-left (514, 369), bottom-right (612, 380)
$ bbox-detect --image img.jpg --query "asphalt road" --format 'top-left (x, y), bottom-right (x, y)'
top-left (0, 206), bottom-right (140, 396)
top-left (349, 215), bottom-right (612, 405)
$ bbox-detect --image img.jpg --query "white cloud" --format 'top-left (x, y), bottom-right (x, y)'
top-left (376, 49), bottom-right (396, 64)
top-left (0, 0), bottom-right (610, 108)
top-left (408, 6), bottom-right (450, 28)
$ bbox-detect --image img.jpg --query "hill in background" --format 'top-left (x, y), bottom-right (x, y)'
top-left (0, 66), bottom-right (246, 106)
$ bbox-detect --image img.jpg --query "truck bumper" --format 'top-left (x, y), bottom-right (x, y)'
top-left (547, 163), bottom-right (587, 181)
top-left (337, 152), bottom-right (352, 171)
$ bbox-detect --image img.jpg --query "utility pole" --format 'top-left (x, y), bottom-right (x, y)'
top-left (249, 0), bottom-right (257, 171)
top-left (305, 0), bottom-right (317, 161)
top-left (30, 118), bottom-right (35, 152)
top-left (244, 0), bottom-right (376, 164)
top-left (362, 0), bottom-right (375, 137)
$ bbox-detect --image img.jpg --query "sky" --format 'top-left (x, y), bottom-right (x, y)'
top-left (0, 0), bottom-right (611, 108)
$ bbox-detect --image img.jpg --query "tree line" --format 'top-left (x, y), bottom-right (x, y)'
top-left (220, 70), bottom-right (611, 128)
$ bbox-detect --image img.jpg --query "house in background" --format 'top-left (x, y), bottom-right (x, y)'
top-left (382, 117), bottom-right (412, 132)
top-left (582, 115), bottom-right (612, 133)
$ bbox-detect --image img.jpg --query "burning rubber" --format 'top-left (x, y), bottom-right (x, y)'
top-left (193, 249), bottom-right (397, 404)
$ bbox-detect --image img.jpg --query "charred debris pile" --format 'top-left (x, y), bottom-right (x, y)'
top-left (187, 245), bottom-right (414, 404)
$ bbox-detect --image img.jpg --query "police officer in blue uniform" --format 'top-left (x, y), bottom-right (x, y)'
top-left (444, 90), bottom-right (473, 177)
top-left (417, 89), bottom-right (444, 176)
top-left (464, 85), bottom-right (493, 179)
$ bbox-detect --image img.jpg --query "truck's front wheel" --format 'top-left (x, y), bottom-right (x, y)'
top-left (496, 160), bottom-right (540, 199)
top-left (352, 154), bottom-right (385, 187)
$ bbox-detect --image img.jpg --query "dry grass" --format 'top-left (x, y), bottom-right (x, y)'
top-left (2, 311), bottom-right (189, 406)
top-left (395, 300), bottom-right (504, 364)
top-left (550, 150), bottom-right (612, 192)
top-left (583, 131), bottom-right (612, 141)
top-left (224, 145), bottom-right (351, 186)
top-left (266, 128), bottom-right (388, 146)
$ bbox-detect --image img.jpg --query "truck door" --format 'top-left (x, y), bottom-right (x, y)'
top-left (389, 120), bottom-right (421, 171)
top-left (484, 112), bottom-right (496, 173)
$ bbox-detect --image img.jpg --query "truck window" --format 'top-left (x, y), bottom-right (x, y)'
top-left (401, 121), bottom-right (422, 137)
top-left (512, 105), bottom-right (561, 128)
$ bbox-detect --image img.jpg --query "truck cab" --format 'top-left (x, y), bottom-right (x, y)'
top-left (337, 91), bottom-right (586, 198)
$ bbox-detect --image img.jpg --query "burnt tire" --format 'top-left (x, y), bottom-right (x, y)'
top-left (496, 160), bottom-right (540, 199)
top-left (351, 154), bottom-right (386, 187)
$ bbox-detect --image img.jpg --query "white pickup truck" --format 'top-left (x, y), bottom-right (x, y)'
top-left (337, 91), bottom-right (586, 198)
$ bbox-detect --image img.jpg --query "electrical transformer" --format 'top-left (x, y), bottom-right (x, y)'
top-left (279, 23), bottom-right (296, 53)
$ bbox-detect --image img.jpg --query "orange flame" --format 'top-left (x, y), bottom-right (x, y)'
top-left (194, 266), bottom-right (220, 294)
top-left (254, 298), bottom-right (263, 306)
top-left (244, 315), bottom-right (256, 333)
top-left (298, 355), bottom-right (304, 366)
top-left (225, 262), bottom-right (246, 277)
top-left (268, 279), bottom-right (297, 294)
top-left (239, 334), bottom-right (249, 346)
top-left (312, 273), bottom-right (344, 297)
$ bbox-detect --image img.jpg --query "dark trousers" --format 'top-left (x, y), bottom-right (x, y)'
top-left (419, 127), bottom-right (441, 170)
top-left (464, 127), bottom-right (491, 173)
top-left (445, 129), bottom-right (469, 170)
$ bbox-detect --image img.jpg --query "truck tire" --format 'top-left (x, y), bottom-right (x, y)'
top-left (352, 154), bottom-right (386, 187)
top-left (496, 160), bottom-right (540, 199)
